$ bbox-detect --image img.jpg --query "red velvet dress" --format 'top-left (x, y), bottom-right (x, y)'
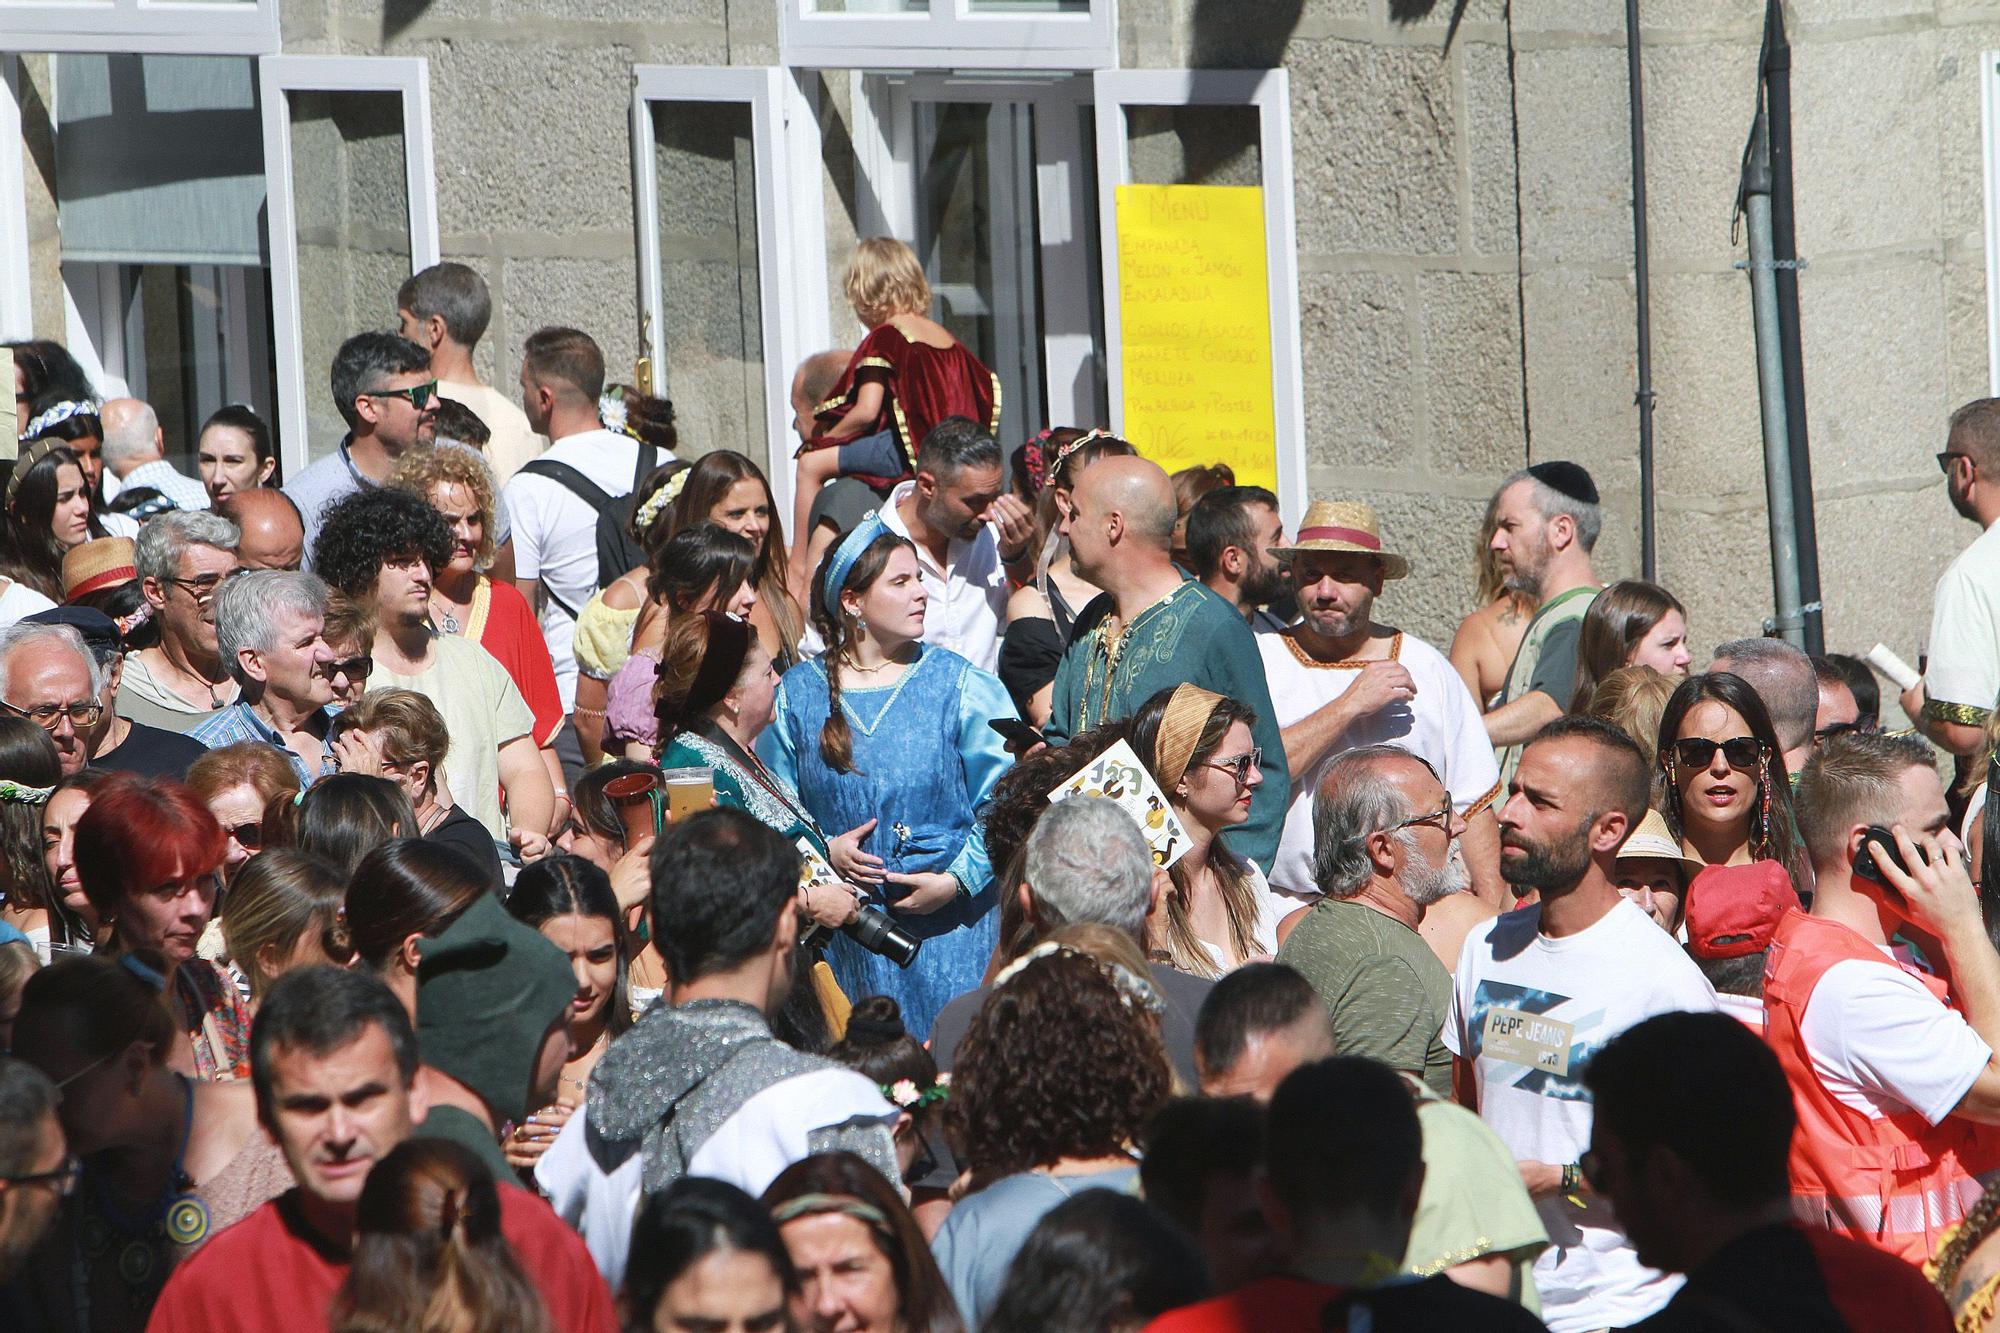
top-left (810, 323), bottom-right (1002, 485)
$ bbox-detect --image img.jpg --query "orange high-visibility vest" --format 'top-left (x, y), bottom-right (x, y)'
top-left (1764, 909), bottom-right (2000, 1266)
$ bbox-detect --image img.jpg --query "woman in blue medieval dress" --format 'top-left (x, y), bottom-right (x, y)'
top-left (759, 520), bottom-right (1014, 1038)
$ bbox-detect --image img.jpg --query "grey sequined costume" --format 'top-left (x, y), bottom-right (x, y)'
top-left (586, 997), bottom-right (900, 1193)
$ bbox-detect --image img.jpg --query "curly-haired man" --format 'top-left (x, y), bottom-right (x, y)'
top-left (313, 486), bottom-right (554, 848)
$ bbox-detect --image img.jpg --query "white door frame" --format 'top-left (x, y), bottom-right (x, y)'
top-left (259, 55), bottom-right (439, 479)
top-left (857, 72), bottom-right (1104, 434)
top-left (780, 0), bottom-right (1116, 73)
top-left (0, 55), bottom-right (34, 342)
top-left (630, 65), bottom-right (830, 520)
top-left (0, 0), bottom-right (279, 56)
top-left (1092, 68), bottom-right (1305, 528)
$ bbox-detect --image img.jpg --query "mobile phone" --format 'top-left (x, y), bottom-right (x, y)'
top-left (1854, 824), bottom-right (1921, 890)
top-left (988, 718), bottom-right (1046, 750)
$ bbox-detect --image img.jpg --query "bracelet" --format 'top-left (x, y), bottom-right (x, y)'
top-left (1560, 1162), bottom-right (1584, 1208)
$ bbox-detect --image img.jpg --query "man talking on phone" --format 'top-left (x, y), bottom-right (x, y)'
top-left (1770, 731), bottom-right (2000, 1266)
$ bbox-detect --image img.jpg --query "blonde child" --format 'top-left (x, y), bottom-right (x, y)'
top-left (789, 237), bottom-right (1001, 583)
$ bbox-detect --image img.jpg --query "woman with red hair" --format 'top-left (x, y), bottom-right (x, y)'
top-left (75, 772), bottom-right (249, 1081)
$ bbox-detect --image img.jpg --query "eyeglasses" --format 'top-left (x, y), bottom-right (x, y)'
top-left (320, 655), bottom-right (373, 683)
top-left (52, 1048), bottom-right (117, 1091)
top-left (368, 380), bottom-right (439, 411)
top-left (224, 821), bottom-right (263, 850)
top-left (1198, 748), bottom-right (1263, 787)
top-left (168, 568), bottom-right (242, 604)
top-left (5, 1155), bottom-right (80, 1198)
top-left (0, 698), bottom-right (103, 732)
top-left (1670, 736), bottom-right (1766, 771)
top-left (1388, 800), bottom-right (1456, 838)
top-left (1814, 720), bottom-right (1863, 742)
top-left (1939, 451), bottom-right (1976, 475)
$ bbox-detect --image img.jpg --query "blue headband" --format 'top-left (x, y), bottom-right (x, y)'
top-left (819, 511), bottom-right (889, 606)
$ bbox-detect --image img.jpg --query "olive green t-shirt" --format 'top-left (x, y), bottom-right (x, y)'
top-left (1277, 897), bottom-right (1453, 1098)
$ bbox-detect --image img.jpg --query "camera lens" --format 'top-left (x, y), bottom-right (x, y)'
top-left (844, 906), bottom-right (921, 969)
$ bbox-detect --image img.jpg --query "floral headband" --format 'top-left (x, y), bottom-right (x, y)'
top-left (1019, 432), bottom-right (1051, 494)
top-left (633, 466), bottom-right (690, 533)
top-left (991, 940), bottom-right (1165, 1015)
top-left (22, 398), bottom-right (100, 443)
top-left (0, 780), bottom-right (52, 805)
top-left (598, 391), bottom-right (644, 444)
top-left (1044, 427), bottom-right (1129, 489)
top-left (883, 1073), bottom-right (950, 1110)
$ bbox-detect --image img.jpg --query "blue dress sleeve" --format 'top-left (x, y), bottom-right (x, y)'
top-left (944, 666), bottom-right (1015, 892)
top-left (757, 677), bottom-right (804, 792)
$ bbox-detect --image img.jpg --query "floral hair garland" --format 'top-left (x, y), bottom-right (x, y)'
top-left (990, 939), bottom-right (1165, 1015)
top-left (634, 467), bottom-right (690, 533)
top-left (882, 1072), bottom-right (950, 1110)
top-left (0, 780), bottom-right (53, 805)
top-left (23, 398), bottom-right (100, 442)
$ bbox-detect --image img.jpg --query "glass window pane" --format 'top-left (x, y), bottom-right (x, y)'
top-left (1124, 105), bottom-right (1261, 187)
top-left (651, 100), bottom-right (766, 473)
top-left (913, 100), bottom-right (1045, 445)
top-left (965, 0), bottom-right (1088, 9)
top-left (286, 89), bottom-right (409, 463)
top-left (807, 0), bottom-right (924, 12)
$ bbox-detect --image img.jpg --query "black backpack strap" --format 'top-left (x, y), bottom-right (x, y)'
top-left (516, 459), bottom-right (611, 621)
top-left (519, 457), bottom-right (616, 512)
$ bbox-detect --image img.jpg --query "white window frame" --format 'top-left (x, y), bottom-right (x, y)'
top-left (0, 0), bottom-right (277, 56)
top-left (781, 0), bottom-right (1116, 73)
top-left (854, 71), bottom-right (1104, 434)
top-left (631, 65), bottom-right (829, 520)
top-left (260, 55), bottom-right (439, 479)
top-left (1092, 69), bottom-right (1306, 528)
top-left (0, 55), bottom-right (34, 341)
top-left (1982, 50), bottom-right (2000, 394)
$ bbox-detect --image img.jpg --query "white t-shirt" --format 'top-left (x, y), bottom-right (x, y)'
top-left (1798, 946), bottom-right (1990, 1123)
top-left (537, 1066), bottom-right (896, 1288)
top-left (1258, 630), bottom-right (1501, 899)
top-left (1925, 519), bottom-right (2000, 720)
top-left (0, 580), bottom-right (56, 629)
top-left (500, 428), bottom-right (645, 710)
top-left (1445, 898), bottom-right (1718, 1333)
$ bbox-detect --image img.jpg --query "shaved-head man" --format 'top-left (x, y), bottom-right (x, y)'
top-left (220, 488), bottom-right (306, 572)
top-left (1044, 454), bottom-right (1292, 875)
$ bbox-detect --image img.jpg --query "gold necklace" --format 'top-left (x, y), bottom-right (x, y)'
top-left (837, 652), bottom-right (901, 676)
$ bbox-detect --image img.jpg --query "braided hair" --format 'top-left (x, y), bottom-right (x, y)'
top-left (807, 529), bottom-right (913, 774)
top-left (1929, 1179), bottom-right (2000, 1309)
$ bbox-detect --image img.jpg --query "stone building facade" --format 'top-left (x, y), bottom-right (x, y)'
top-left (4, 0), bottom-right (1994, 669)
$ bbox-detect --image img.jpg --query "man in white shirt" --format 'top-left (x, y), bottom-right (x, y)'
top-left (866, 417), bottom-right (1035, 672)
top-left (1447, 716), bottom-right (1718, 1333)
top-left (538, 809), bottom-right (899, 1287)
top-left (1258, 500), bottom-right (1504, 917)
top-left (502, 326), bottom-right (643, 734)
top-left (1764, 731), bottom-right (2000, 1265)
top-left (397, 262), bottom-right (547, 484)
top-left (97, 398), bottom-right (208, 512)
top-left (1903, 398), bottom-right (2000, 755)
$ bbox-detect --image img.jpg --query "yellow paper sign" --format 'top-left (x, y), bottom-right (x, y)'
top-left (1114, 184), bottom-right (1277, 491)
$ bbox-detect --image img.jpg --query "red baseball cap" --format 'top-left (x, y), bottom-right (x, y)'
top-left (1683, 861), bottom-right (1799, 960)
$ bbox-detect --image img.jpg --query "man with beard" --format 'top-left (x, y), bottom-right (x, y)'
top-left (1903, 398), bottom-right (2000, 757)
top-left (1186, 484), bottom-right (1290, 629)
top-left (1445, 716), bottom-right (1717, 1333)
top-left (1277, 746), bottom-right (1469, 1097)
top-left (1257, 501), bottom-right (1505, 919)
top-left (1479, 464), bottom-right (1604, 784)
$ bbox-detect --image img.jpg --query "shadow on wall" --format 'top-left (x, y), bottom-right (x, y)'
top-left (1188, 0), bottom-right (1305, 69)
top-left (1389, 0), bottom-right (1477, 55)
top-left (384, 0), bottom-right (429, 43)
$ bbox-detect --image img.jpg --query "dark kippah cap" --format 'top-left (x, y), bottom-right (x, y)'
top-left (842, 1004), bottom-right (907, 1048)
top-left (1526, 460), bottom-right (1599, 506)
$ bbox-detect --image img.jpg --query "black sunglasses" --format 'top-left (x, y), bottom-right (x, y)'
top-left (1669, 736), bottom-right (1765, 771)
top-left (224, 821), bottom-right (263, 850)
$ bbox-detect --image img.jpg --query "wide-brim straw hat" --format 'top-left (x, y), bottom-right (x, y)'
top-left (62, 537), bottom-right (136, 602)
top-left (1268, 500), bottom-right (1409, 580)
top-left (1616, 808), bottom-right (1707, 879)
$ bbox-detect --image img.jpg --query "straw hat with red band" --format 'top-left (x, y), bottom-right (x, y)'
top-left (1268, 499), bottom-right (1409, 580)
top-left (62, 537), bottom-right (137, 602)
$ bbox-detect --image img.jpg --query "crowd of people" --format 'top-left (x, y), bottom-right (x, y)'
top-left (3, 238), bottom-right (2000, 1332)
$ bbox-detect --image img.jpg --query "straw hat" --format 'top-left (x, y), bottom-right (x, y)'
top-left (1268, 500), bottom-right (1408, 580)
top-left (1616, 808), bottom-right (1706, 879)
top-left (61, 537), bottom-right (136, 602)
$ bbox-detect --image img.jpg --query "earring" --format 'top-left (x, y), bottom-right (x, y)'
top-left (1755, 754), bottom-right (1773, 856)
